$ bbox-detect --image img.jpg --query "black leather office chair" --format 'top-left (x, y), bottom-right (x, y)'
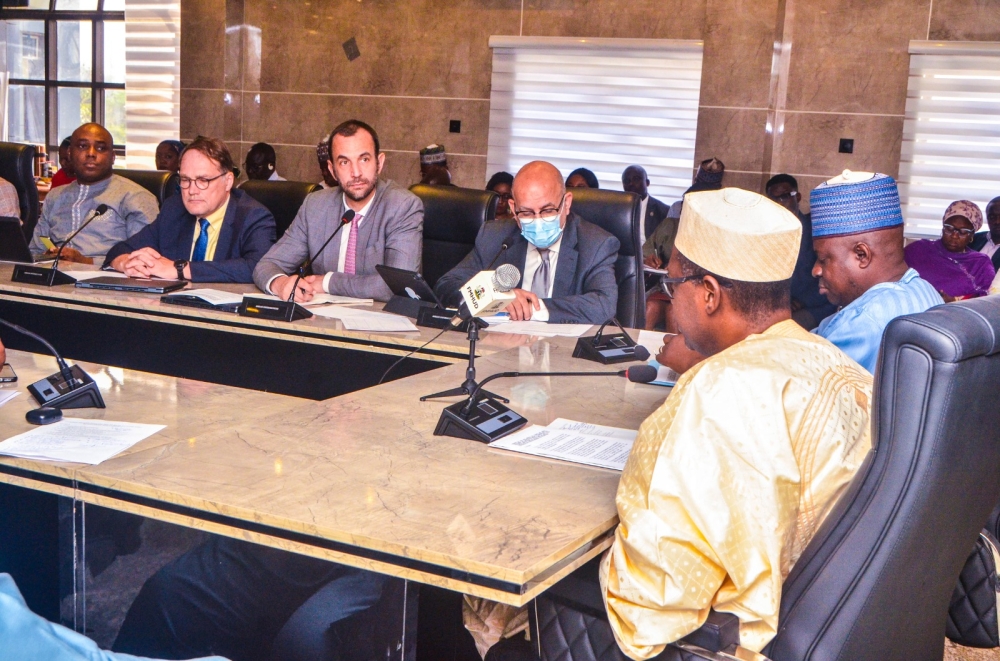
top-left (568, 189), bottom-right (643, 329)
top-left (0, 142), bottom-right (40, 242)
top-left (533, 297), bottom-right (1000, 661)
top-left (238, 179), bottom-right (321, 239)
top-left (113, 169), bottom-right (179, 208)
top-left (409, 184), bottom-right (497, 288)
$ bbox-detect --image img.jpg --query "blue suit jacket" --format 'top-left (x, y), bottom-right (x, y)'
top-left (434, 214), bottom-right (619, 324)
top-left (103, 188), bottom-right (276, 283)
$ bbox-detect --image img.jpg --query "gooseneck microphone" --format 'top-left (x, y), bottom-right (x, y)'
top-left (52, 204), bottom-right (110, 271)
top-left (0, 317), bottom-right (106, 413)
top-left (287, 208), bottom-right (356, 303)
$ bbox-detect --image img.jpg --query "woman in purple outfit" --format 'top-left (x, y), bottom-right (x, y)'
top-left (904, 200), bottom-right (995, 301)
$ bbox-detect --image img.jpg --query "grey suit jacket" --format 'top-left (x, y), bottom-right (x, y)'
top-left (252, 179), bottom-right (423, 301)
top-left (433, 214), bottom-right (619, 324)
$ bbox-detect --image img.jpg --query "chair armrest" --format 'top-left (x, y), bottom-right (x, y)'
top-left (671, 641), bottom-right (773, 661)
top-left (677, 610), bottom-right (741, 652)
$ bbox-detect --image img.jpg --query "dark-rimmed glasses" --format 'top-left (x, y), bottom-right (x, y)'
top-left (514, 195), bottom-right (566, 223)
top-left (179, 173), bottom-right (227, 190)
top-left (659, 274), bottom-right (733, 298)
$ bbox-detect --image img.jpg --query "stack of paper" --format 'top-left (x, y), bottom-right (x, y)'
top-left (181, 289), bottom-right (244, 306)
top-left (487, 321), bottom-right (593, 338)
top-left (489, 418), bottom-right (637, 471)
top-left (70, 270), bottom-right (129, 281)
top-left (310, 305), bottom-right (419, 332)
top-left (0, 418), bottom-right (165, 465)
top-left (249, 293), bottom-right (373, 307)
top-left (637, 330), bottom-right (680, 387)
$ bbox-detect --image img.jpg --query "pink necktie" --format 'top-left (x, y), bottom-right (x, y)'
top-left (343, 214), bottom-right (362, 275)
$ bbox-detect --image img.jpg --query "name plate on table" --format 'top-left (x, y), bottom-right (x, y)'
top-left (11, 264), bottom-right (76, 287)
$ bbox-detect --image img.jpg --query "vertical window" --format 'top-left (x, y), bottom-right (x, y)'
top-left (486, 37), bottom-right (704, 202)
top-left (0, 1), bottom-right (125, 161)
top-left (899, 42), bottom-right (1000, 237)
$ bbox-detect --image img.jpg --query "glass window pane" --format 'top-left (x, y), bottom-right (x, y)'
top-left (24, 0), bottom-right (51, 8)
top-left (2, 21), bottom-right (46, 81)
top-left (57, 21), bottom-right (93, 82)
top-left (57, 87), bottom-right (93, 145)
top-left (56, 0), bottom-right (99, 9)
top-left (7, 84), bottom-right (45, 145)
top-left (103, 21), bottom-right (125, 84)
top-left (102, 0), bottom-right (125, 9)
top-left (104, 89), bottom-right (126, 145)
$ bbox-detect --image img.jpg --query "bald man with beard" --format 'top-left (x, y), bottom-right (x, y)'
top-left (29, 123), bottom-right (159, 263)
top-left (434, 160), bottom-right (620, 324)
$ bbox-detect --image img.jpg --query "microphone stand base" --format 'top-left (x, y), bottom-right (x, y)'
top-left (11, 264), bottom-right (76, 287)
top-left (433, 396), bottom-right (527, 443)
top-left (28, 364), bottom-right (106, 409)
top-left (573, 332), bottom-right (644, 364)
top-left (237, 297), bottom-right (313, 322)
top-left (420, 386), bottom-right (507, 403)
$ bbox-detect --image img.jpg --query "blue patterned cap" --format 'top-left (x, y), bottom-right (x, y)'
top-left (810, 171), bottom-right (903, 238)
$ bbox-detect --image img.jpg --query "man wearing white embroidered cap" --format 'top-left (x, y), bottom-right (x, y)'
top-left (596, 188), bottom-right (874, 658)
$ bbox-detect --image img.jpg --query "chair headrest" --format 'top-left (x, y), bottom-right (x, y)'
top-left (565, 188), bottom-right (640, 257)
top-left (883, 297), bottom-right (1000, 364)
top-left (409, 184), bottom-right (497, 244)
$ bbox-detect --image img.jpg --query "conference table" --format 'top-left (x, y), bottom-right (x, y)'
top-left (0, 264), bottom-right (672, 659)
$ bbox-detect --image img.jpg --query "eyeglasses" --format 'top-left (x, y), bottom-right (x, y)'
top-left (179, 173), bottom-right (227, 190)
top-left (772, 191), bottom-right (798, 202)
top-left (658, 274), bottom-right (734, 298)
top-left (943, 223), bottom-right (974, 238)
top-left (514, 195), bottom-right (566, 223)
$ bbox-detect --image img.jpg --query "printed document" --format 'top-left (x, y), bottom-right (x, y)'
top-left (489, 418), bottom-right (637, 471)
top-left (310, 305), bottom-right (419, 332)
top-left (0, 418), bottom-right (166, 465)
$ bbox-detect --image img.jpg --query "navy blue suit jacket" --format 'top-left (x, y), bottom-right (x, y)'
top-left (103, 188), bottom-right (276, 283)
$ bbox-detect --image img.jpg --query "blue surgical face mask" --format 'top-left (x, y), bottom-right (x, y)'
top-left (520, 213), bottom-right (563, 248)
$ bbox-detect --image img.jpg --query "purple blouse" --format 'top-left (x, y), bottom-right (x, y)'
top-left (904, 239), bottom-right (996, 298)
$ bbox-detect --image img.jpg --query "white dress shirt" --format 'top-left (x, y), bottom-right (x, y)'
top-left (268, 170), bottom-right (287, 182)
top-left (520, 233), bottom-right (563, 322)
top-left (638, 195), bottom-right (648, 241)
top-left (322, 193), bottom-right (375, 293)
top-left (979, 234), bottom-right (1000, 259)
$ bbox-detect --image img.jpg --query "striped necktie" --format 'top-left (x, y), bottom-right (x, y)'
top-left (343, 214), bottom-right (362, 275)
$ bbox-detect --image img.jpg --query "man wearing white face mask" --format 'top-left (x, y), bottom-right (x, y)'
top-left (435, 160), bottom-right (619, 323)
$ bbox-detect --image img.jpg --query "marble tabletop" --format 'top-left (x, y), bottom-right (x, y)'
top-left (0, 263), bottom-right (556, 361)
top-left (0, 335), bottom-right (671, 604)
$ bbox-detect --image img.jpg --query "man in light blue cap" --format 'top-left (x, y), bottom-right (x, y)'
top-left (0, 573), bottom-right (227, 661)
top-left (809, 170), bottom-right (942, 374)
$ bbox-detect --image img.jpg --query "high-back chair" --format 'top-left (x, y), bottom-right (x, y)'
top-left (0, 142), bottom-right (40, 241)
top-left (238, 179), bottom-right (321, 239)
top-left (567, 189), bottom-right (643, 329)
top-left (534, 297), bottom-right (1000, 661)
top-left (409, 184), bottom-right (497, 288)
top-left (113, 169), bottom-right (180, 208)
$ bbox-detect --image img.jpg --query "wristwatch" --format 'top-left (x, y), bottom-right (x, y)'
top-left (174, 259), bottom-right (189, 280)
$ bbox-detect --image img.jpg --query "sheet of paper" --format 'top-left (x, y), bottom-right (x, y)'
top-left (636, 330), bottom-right (679, 386)
top-left (482, 313), bottom-right (510, 325)
top-left (69, 270), bottom-right (130, 281)
top-left (489, 422), bottom-right (636, 471)
top-left (181, 288), bottom-right (244, 305)
top-left (546, 417), bottom-right (637, 441)
top-left (0, 418), bottom-right (166, 465)
top-left (310, 305), bottom-right (419, 332)
top-left (488, 321), bottom-right (593, 338)
top-left (249, 293), bottom-right (373, 307)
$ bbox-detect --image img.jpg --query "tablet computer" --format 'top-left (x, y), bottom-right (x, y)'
top-left (375, 264), bottom-right (444, 307)
top-left (0, 217), bottom-right (33, 263)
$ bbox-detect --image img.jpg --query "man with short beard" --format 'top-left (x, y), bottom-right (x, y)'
top-left (253, 119), bottom-right (423, 302)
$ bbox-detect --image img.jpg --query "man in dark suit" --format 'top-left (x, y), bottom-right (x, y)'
top-left (434, 160), bottom-right (619, 324)
top-left (622, 164), bottom-right (670, 241)
top-left (971, 196), bottom-right (1000, 272)
top-left (105, 136), bottom-right (276, 283)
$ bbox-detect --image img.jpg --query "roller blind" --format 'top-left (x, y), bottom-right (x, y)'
top-left (899, 41), bottom-right (1000, 238)
top-left (486, 37), bottom-right (703, 202)
top-left (123, 0), bottom-right (180, 169)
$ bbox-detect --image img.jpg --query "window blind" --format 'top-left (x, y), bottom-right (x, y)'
top-left (899, 41), bottom-right (1000, 238)
top-left (487, 36), bottom-right (703, 202)
top-left (123, 0), bottom-right (179, 169)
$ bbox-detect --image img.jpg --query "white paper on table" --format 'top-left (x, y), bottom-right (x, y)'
top-left (0, 390), bottom-right (19, 408)
top-left (489, 422), bottom-right (636, 471)
top-left (636, 330), bottom-right (679, 387)
top-left (69, 270), bottom-right (130, 281)
top-left (310, 305), bottom-right (419, 332)
top-left (482, 313), bottom-right (510, 325)
top-left (488, 321), bottom-right (593, 338)
top-left (180, 289), bottom-right (244, 305)
top-left (248, 292), bottom-right (373, 307)
top-left (0, 418), bottom-right (166, 465)
top-left (546, 417), bottom-right (637, 441)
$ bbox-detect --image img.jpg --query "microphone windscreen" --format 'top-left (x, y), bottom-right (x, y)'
top-left (493, 263), bottom-right (521, 292)
top-left (626, 364), bottom-right (658, 383)
top-left (632, 345), bottom-right (650, 361)
top-left (96, 204), bottom-right (110, 215)
top-left (342, 209), bottom-right (356, 223)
